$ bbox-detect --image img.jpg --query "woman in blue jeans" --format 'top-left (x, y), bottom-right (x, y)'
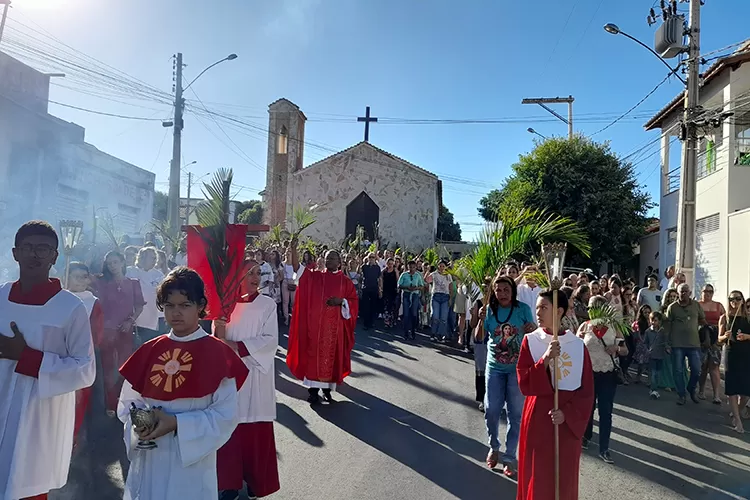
top-left (477, 275), bottom-right (536, 477)
top-left (427, 260), bottom-right (454, 342)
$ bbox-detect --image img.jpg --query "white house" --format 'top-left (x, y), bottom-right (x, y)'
top-left (0, 51), bottom-right (155, 246)
top-left (645, 41), bottom-right (750, 299)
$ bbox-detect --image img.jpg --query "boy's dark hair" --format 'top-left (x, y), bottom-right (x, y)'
top-left (68, 261), bottom-right (90, 274)
top-left (559, 285), bottom-right (574, 299)
top-left (406, 260), bottom-right (417, 266)
top-left (649, 310), bottom-right (664, 322)
top-left (156, 266), bottom-right (208, 318)
top-left (539, 288), bottom-right (569, 315)
top-left (647, 273), bottom-right (659, 281)
top-left (15, 220), bottom-right (59, 249)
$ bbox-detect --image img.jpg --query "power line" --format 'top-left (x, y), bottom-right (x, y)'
top-left (591, 73), bottom-right (675, 136)
top-left (48, 100), bottom-right (165, 120)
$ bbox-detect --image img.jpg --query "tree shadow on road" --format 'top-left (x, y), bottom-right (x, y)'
top-left (314, 384), bottom-right (516, 499)
top-left (276, 401), bottom-right (325, 449)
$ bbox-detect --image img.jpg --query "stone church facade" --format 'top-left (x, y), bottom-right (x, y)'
top-left (262, 98), bottom-right (441, 250)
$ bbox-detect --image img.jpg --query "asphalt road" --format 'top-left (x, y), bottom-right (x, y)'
top-left (53, 322), bottom-right (750, 500)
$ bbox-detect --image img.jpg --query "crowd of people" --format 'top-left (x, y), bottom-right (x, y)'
top-left (2, 219), bottom-right (750, 500)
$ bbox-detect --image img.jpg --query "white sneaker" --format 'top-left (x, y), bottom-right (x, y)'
top-left (649, 390), bottom-right (658, 399)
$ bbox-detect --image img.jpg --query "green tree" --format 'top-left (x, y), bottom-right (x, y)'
top-left (237, 200), bottom-right (263, 225)
top-left (437, 204), bottom-right (462, 242)
top-left (477, 136), bottom-right (652, 265)
top-left (153, 191), bottom-right (168, 221)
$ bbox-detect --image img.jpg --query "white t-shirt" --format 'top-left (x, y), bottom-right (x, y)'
top-left (126, 266), bottom-right (165, 331)
top-left (429, 271), bottom-right (453, 295)
top-left (283, 264), bottom-right (295, 282)
top-left (259, 261), bottom-right (274, 296)
top-left (517, 283), bottom-right (542, 313)
top-left (637, 288), bottom-right (662, 311)
top-left (660, 277), bottom-right (670, 291)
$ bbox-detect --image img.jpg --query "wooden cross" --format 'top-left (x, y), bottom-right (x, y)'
top-left (357, 106), bottom-right (378, 142)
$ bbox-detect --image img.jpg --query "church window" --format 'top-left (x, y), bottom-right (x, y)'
top-left (277, 125), bottom-right (288, 155)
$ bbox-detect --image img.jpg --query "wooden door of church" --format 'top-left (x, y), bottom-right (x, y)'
top-left (346, 191), bottom-right (379, 241)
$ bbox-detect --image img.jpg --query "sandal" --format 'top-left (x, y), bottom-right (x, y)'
top-left (502, 463), bottom-right (516, 478)
top-left (712, 398), bottom-right (721, 405)
top-left (486, 450), bottom-right (499, 469)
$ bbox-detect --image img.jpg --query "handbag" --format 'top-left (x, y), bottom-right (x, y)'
top-left (598, 336), bottom-right (625, 385)
top-left (287, 283), bottom-right (297, 291)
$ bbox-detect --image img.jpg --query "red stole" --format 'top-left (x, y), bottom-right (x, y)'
top-left (9, 279), bottom-right (62, 305)
top-left (119, 334), bottom-right (249, 401)
top-left (286, 269), bottom-right (359, 384)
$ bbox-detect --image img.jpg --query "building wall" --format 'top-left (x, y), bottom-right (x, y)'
top-left (727, 208), bottom-right (750, 296)
top-left (639, 232), bottom-right (659, 281)
top-left (291, 143), bottom-right (439, 250)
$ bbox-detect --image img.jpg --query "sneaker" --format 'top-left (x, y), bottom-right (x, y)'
top-left (478, 402), bottom-right (485, 413)
top-left (219, 490), bottom-right (240, 500)
top-left (599, 450), bottom-right (614, 464)
top-left (697, 391), bottom-right (706, 400)
top-left (581, 438), bottom-right (590, 450)
top-left (654, 391), bottom-right (661, 399)
top-left (677, 396), bottom-right (686, 406)
top-left (649, 390), bottom-right (658, 400)
top-left (690, 391), bottom-right (701, 404)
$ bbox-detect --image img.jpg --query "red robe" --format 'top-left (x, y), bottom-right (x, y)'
top-left (516, 333), bottom-right (594, 500)
top-left (286, 269), bottom-right (359, 384)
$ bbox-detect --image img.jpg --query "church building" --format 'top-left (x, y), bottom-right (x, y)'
top-left (261, 98), bottom-right (442, 250)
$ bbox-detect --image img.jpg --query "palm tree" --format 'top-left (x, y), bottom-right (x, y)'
top-left (456, 208), bottom-right (591, 340)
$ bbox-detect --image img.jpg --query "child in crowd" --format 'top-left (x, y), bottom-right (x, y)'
top-left (631, 305), bottom-right (652, 383)
top-left (645, 311), bottom-right (667, 399)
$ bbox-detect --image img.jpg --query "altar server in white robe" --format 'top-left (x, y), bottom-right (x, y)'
top-left (214, 259), bottom-right (280, 500)
top-left (0, 220), bottom-right (96, 500)
top-left (118, 267), bottom-right (248, 500)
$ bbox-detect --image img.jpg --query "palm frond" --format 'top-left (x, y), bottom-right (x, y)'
top-left (99, 213), bottom-right (121, 249)
top-left (588, 304), bottom-right (631, 337)
top-left (269, 224), bottom-right (284, 245)
top-left (288, 204), bottom-right (317, 240)
top-left (422, 247), bottom-right (439, 267)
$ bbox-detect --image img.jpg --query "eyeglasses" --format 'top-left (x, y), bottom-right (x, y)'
top-left (729, 297), bottom-right (743, 303)
top-left (16, 243), bottom-right (56, 259)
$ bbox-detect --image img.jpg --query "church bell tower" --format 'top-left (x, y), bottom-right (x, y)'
top-left (263, 98), bottom-right (306, 227)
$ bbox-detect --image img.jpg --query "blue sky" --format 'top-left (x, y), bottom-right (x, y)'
top-left (7, 0), bottom-right (750, 239)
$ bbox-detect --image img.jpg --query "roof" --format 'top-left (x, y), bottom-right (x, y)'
top-left (645, 41), bottom-right (750, 131)
top-left (268, 98), bottom-right (307, 120)
top-left (301, 141), bottom-right (440, 180)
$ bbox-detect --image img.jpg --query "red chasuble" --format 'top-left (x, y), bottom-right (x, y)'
top-left (516, 333), bottom-right (594, 500)
top-left (119, 334), bottom-right (249, 401)
top-left (286, 269), bottom-right (359, 384)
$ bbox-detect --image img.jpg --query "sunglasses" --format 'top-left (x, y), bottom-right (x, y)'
top-left (729, 297), bottom-right (743, 303)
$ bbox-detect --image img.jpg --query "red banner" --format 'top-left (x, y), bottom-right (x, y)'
top-left (186, 224), bottom-right (247, 321)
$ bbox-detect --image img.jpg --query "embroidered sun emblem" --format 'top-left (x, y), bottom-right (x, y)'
top-left (150, 348), bottom-right (193, 393)
top-left (555, 352), bottom-right (573, 380)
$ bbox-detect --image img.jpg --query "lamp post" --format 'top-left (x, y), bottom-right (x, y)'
top-left (167, 54), bottom-right (237, 252)
top-left (527, 127), bottom-right (547, 139)
top-left (542, 242), bottom-right (568, 500)
top-left (60, 220), bottom-right (83, 288)
top-left (602, 23), bottom-right (686, 85)
top-left (0, 0), bottom-right (10, 46)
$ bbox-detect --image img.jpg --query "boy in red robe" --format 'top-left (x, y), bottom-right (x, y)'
top-left (66, 262), bottom-right (105, 446)
top-left (286, 240), bottom-right (359, 405)
top-left (516, 289), bottom-right (594, 500)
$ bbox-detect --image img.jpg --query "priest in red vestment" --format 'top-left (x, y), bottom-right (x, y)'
top-left (516, 289), bottom-right (594, 500)
top-left (286, 240), bottom-right (359, 405)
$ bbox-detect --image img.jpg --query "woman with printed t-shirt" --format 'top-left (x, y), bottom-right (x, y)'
top-left (476, 275), bottom-right (535, 477)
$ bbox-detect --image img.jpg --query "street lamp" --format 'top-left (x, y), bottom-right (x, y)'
top-left (184, 54), bottom-right (238, 91)
top-left (59, 220), bottom-right (83, 288)
top-left (603, 23), bottom-right (687, 85)
top-left (528, 128), bottom-right (547, 139)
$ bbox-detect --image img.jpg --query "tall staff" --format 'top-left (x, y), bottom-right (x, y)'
top-left (542, 242), bottom-right (567, 500)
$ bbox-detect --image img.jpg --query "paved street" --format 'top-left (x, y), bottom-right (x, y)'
top-left (55, 324), bottom-right (750, 500)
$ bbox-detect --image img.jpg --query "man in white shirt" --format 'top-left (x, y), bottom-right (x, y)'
top-left (660, 266), bottom-right (675, 291)
top-left (254, 249), bottom-right (275, 299)
top-left (516, 265), bottom-right (542, 313)
top-left (126, 246), bottom-right (165, 343)
top-left (637, 274), bottom-right (662, 311)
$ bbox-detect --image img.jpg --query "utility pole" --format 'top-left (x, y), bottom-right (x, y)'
top-left (0, 1), bottom-right (11, 45)
top-left (167, 53), bottom-right (184, 246)
top-left (673, 0), bottom-right (701, 290)
top-left (521, 96), bottom-right (574, 139)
